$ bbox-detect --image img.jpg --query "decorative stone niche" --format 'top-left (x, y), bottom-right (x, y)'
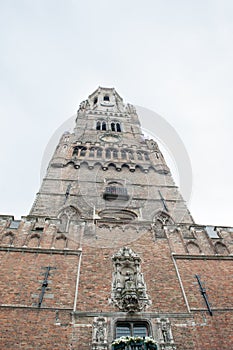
top-left (111, 247), bottom-right (151, 312)
top-left (156, 318), bottom-right (176, 350)
top-left (92, 317), bottom-right (108, 350)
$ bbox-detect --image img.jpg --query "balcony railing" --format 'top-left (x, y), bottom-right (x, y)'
top-left (103, 186), bottom-right (129, 201)
top-left (112, 338), bottom-right (157, 350)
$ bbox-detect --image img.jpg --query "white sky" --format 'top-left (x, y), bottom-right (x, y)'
top-left (0, 0), bottom-right (233, 227)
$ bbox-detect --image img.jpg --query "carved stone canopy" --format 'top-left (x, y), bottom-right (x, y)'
top-left (111, 247), bottom-right (151, 312)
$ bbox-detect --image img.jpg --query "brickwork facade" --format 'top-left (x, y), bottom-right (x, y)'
top-left (0, 87), bottom-right (232, 349)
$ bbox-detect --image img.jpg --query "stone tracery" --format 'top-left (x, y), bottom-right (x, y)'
top-left (111, 247), bottom-right (151, 312)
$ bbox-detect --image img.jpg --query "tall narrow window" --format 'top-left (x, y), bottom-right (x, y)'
top-left (137, 152), bottom-right (143, 160)
top-left (94, 97), bottom-right (98, 104)
top-left (89, 147), bottom-right (95, 157)
top-left (116, 123), bottom-right (121, 132)
top-left (102, 121), bottom-right (107, 131)
top-left (97, 148), bottom-right (102, 158)
top-left (80, 147), bottom-right (87, 156)
top-left (112, 149), bottom-right (118, 158)
top-left (106, 149), bottom-right (111, 159)
top-left (121, 150), bottom-right (126, 159)
top-left (144, 152), bottom-right (149, 161)
top-left (96, 121), bottom-right (101, 130)
top-left (128, 151), bottom-right (134, 160)
top-left (111, 122), bottom-right (116, 131)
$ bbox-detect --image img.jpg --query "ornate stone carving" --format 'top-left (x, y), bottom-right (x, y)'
top-left (92, 317), bottom-right (108, 350)
top-left (126, 103), bottom-right (136, 114)
top-left (152, 212), bottom-right (174, 238)
top-left (111, 247), bottom-right (151, 312)
top-left (156, 318), bottom-right (176, 350)
top-left (78, 99), bottom-right (90, 111)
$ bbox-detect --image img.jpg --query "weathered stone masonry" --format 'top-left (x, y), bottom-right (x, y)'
top-left (0, 87), bottom-right (233, 349)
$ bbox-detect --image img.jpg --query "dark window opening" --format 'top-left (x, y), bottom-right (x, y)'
top-left (96, 121), bottom-right (101, 130)
top-left (111, 122), bottom-right (116, 131)
top-left (80, 147), bottom-right (87, 156)
top-left (104, 95), bottom-right (110, 101)
top-left (94, 97), bottom-right (98, 104)
top-left (102, 121), bottom-right (107, 131)
top-left (103, 186), bottom-right (129, 201)
top-left (144, 152), bottom-right (149, 161)
top-left (116, 123), bottom-right (121, 132)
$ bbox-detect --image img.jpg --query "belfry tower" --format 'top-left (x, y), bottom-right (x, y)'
top-left (0, 87), bottom-right (233, 350)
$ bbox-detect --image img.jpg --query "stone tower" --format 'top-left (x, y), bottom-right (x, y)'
top-left (0, 87), bottom-right (233, 350)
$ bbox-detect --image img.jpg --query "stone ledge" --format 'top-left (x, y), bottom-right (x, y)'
top-left (172, 254), bottom-right (233, 260)
top-left (0, 246), bottom-right (81, 255)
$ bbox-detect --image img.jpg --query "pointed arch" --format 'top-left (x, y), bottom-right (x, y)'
top-left (152, 211), bottom-right (174, 238)
top-left (54, 234), bottom-right (67, 249)
top-left (215, 241), bottom-right (229, 255)
top-left (27, 233), bottom-right (41, 248)
top-left (1, 232), bottom-right (15, 246)
top-left (58, 206), bottom-right (80, 232)
top-left (186, 241), bottom-right (201, 254)
top-left (153, 211), bottom-right (174, 226)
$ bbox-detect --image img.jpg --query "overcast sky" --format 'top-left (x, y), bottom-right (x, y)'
top-left (0, 0), bottom-right (233, 227)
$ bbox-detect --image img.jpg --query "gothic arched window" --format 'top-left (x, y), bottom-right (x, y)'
top-left (137, 152), bottom-right (143, 160)
top-left (144, 152), bottom-right (149, 161)
top-left (80, 147), bottom-right (87, 156)
top-left (89, 147), bottom-right (95, 157)
top-left (121, 150), bottom-right (126, 159)
top-left (112, 149), bottom-right (118, 158)
top-left (116, 123), bottom-right (121, 132)
top-left (102, 121), bottom-right (107, 131)
top-left (96, 121), bottom-right (101, 130)
top-left (128, 151), bottom-right (134, 160)
top-left (96, 148), bottom-right (102, 158)
top-left (111, 122), bottom-right (116, 132)
top-left (106, 149), bottom-right (111, 159)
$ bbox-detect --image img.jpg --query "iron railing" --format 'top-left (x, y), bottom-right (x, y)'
top-left (112, 342), bottom-right (157, 350)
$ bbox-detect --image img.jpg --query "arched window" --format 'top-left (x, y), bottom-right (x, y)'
top-left (128, 151), bottom-right (134, 160)
top-left (121, 150), bottom-right (126, 159)
top-left (144, 152), bottom-right (149, 161)
top-left (104, 95), bottom-right (110, 101)
top-left (112, 149), bottom-right (118, 158)
top-left (89, 147), bottom-right (95, 157)
top-left (106, 149), bottom-right (111, 159)
top-left (97, 148), bottom-right (102, 158)
top-left (116, 123), bottom-right (121, 132)
top-left (58, 207), bottom-right (80, 233)
top-left (73, 147), bottom-right (78, 156)
top-left (94, 97), bottom-right (98, 104)
top-left (80, 147), bottom-right (87, 156)
top-left (96, 121), bottom-right (101, 130)
top-left (137, 152), bottom-right (143, 160)
top-left (111, 122), bottom-right (116, 131)
top-left (102, 121), bottom-right (107, 131)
